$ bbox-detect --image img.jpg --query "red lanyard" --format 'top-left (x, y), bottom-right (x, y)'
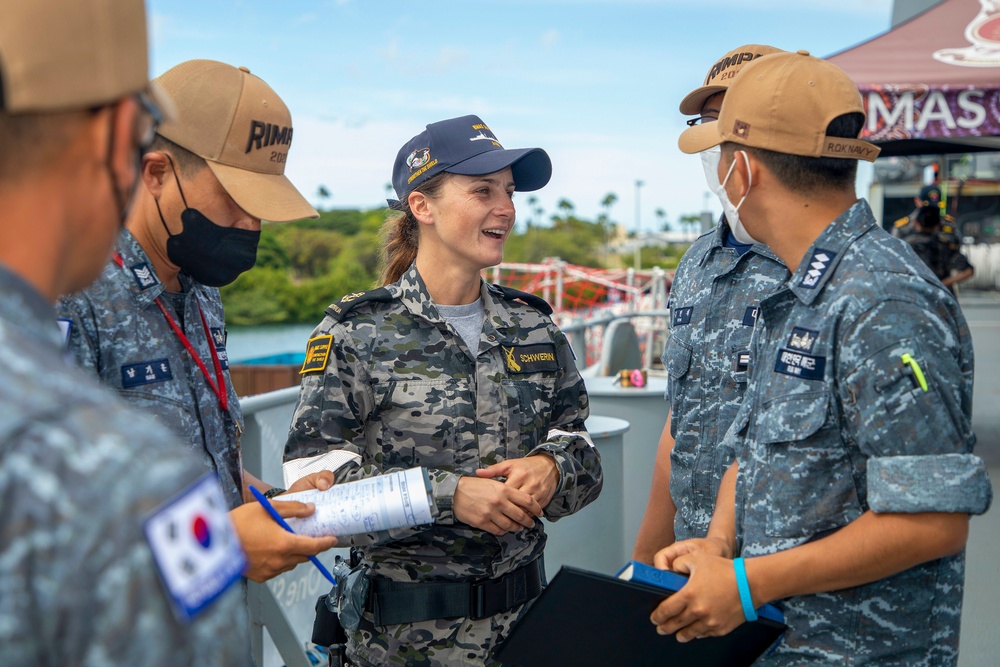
top-left (113, 253), bottom-right (228, 413)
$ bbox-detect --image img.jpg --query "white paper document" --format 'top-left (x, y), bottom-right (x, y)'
top-left (281, 467), bottom-right (435, 538)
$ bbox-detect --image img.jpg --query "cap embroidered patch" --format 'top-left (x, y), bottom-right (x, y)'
top-left (301, 334), bottom-right (333, 374)
top-left (143, 472), bottom-right (246, 621)
top-left (407, 148), bottom-right (431, 171)
top-left (503, 343), bottom-right (559, 374)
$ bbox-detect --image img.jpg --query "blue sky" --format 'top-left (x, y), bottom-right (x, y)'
top-left (148, 0), bottom-right (894, 232)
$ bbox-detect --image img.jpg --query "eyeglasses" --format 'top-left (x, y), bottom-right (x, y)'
top-left (685, 115), bottom-right (719, 127)
top-left (133, 91), bottom-right (163, 150)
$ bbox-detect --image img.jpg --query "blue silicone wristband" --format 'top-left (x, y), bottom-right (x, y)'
top-left (733, 557), bottom-right (758, 622)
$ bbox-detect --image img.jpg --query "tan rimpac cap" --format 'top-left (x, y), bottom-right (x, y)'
top-left (679, 44), bottom-right (784, 115)
top-left (155, 60), bottom-right (318, 222)
top-left (0, 0), bottom-right (170, 114)
top-left (678, 50), bottom-right (880, 162)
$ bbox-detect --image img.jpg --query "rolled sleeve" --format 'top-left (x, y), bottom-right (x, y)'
top-left (867, 453), bottom-right (992, 515)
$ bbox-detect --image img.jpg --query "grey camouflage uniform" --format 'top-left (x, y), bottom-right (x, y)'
top-left (57, 229), bottom-right (245, 510)
top-left (0, 265), bottom-right (251, 666)
top-left (727, 201), bottom-right (992, 665)
top-left (284, 264), bottom-right (602, 667)
top-left (664, 221), bottom-right (787, 540)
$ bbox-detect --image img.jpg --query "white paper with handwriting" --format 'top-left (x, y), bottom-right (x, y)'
top-left (281, 467), bottom-right (434, 538)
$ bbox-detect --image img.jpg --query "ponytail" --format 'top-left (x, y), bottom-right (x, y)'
top-left (378, 209), bottom-right (419, 286)
top-left (377, 172), bottom-right (449, 286)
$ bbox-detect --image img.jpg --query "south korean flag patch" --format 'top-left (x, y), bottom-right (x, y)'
top-left (143, 473), bottom-right (246, 621)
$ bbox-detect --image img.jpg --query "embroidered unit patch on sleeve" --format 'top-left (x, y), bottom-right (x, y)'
top-left (143, 472), bottom-right (246, 621)
top-left (300, 334), bottom-right (333, 374)
top-left (502, 343), bottom-right (559, 374)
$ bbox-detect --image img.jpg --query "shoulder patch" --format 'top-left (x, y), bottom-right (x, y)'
top-left (300, 334), bottom-right (333, 375)
top-left (492, 285), bottom-right (553, 316)
top-left (143, 472), bottom-right (246, 621)
top-left (324, 287), bottom-right (395, 323)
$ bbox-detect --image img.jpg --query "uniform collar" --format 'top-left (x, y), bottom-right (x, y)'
top-left (114, 230), bottom-right (196, 308)
top-left (394, 264), bottom-right (516, 343)
top-left (787, 199), bottom-right (876, 305)
top-left (699, 216), bottom-right (782, 268)
top-left (0, 263), bottom-right (64, 351)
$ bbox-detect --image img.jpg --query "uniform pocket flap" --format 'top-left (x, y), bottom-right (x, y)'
top-left (664, 340), bottom-right (692, 380)
top-left (758, 391), bottom-right (830, 444)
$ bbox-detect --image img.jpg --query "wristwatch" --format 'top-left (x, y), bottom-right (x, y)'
top-left (262, 487), bottom-right (286, 500)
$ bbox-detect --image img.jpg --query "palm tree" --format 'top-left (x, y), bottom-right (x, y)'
top-left (600, 193), bottom-right (618, 265)
top-left (526, 195), bottom-right (539, 230)
top-left (656, 207), bottom-right (670, 232)
top-left (316, 185), bottom-right (331, 210)
top-left (556, 198), bottom-right (575, 221)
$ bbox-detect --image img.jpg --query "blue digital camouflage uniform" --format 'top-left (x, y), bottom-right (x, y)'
top-left (284, 264), bottom-right (603, 667)
top-left (729, 200), bottom-right (992, 665)
top-left (57, 229), bottom-right (245, 510)
top-left (664, 221), bottom-right (788, 540)
top-left (0, 265), bottom-right (251, 666)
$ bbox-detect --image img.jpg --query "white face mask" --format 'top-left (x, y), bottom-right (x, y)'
top-left (700, 146), bottom-right (758, 245)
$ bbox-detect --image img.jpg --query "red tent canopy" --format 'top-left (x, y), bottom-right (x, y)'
top-left (827, 0), bottom-right (1000, 156)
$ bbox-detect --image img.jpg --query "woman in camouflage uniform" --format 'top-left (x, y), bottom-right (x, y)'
top-left (284, 114), bottom-right (603, 667)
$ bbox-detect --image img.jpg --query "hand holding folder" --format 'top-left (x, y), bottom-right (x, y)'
top-left (494, 563), bottom-right (785, 667)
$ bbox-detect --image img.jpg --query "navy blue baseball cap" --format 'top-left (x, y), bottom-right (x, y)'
top-left (919, 185), bottom-right (942, 206)
top-left (390, 114), bottom-right (552, 204)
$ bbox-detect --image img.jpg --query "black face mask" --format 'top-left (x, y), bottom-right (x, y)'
top-left (156, 158), bottom-right (261, 287)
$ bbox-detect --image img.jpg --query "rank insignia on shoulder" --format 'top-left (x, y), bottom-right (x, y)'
top-left (799, 248), bottom-right (836, 289)
top-left (502, 343), bottom-right (559, 374)
top-left (324, 287), bottom-right (395, 323)
top-left (129, 261), bottom-right (158, 290)
top-left (300, 334), bottom-right (333, 375)
top-left (492, 285), bottom-right (553, 315)
top-left (143, 472), bottom-right (246, 621)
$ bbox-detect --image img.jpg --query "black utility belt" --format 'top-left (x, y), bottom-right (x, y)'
top-left (366, 558), bottom-right (543, 626)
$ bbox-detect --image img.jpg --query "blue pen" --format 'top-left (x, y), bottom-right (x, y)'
top-left (248, 485), bottom-right (337, 586)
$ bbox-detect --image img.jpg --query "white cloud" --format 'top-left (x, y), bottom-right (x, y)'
top-left (541, 29), bottom-right (560, 49)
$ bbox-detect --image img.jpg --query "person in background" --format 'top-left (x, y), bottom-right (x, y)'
top-left (633, 44), bottom-right (788, 564)
top-left (891, 183), bottom-right (946, 238)
top-left (904, 203), bottom-right (975, 295)
top-left (57, 59), bottom-right (337, 583)
top-left (283, 114), bottom-right (603, 667)
top-left (0, 1), bottom-right (251, 664)
top-left (651, 50), bottom-right (990, 664)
